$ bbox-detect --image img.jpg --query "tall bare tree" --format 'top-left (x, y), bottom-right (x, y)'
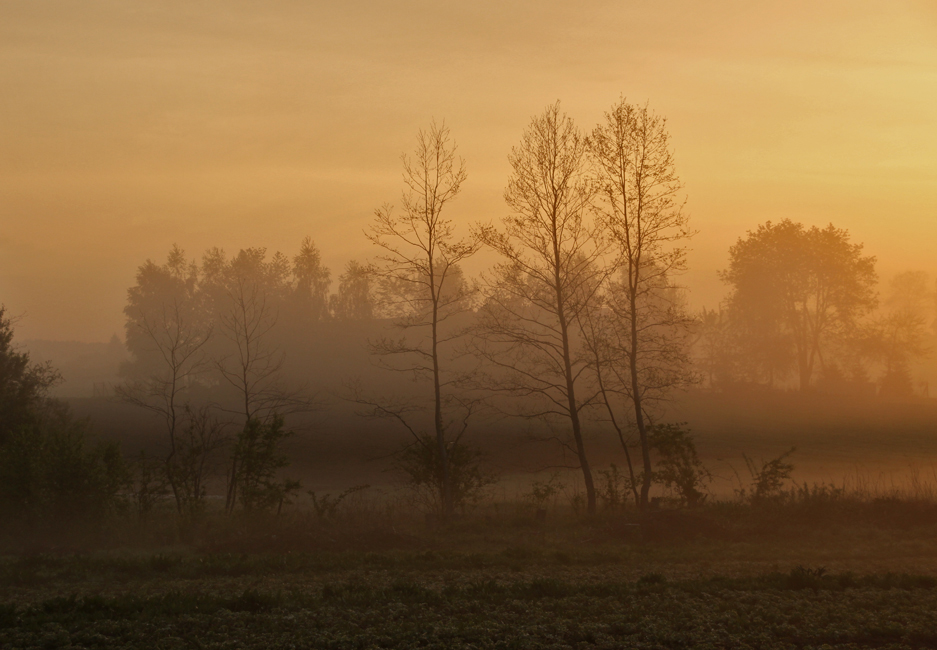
top-left (475, 102), bottom-right (606, 515)
top-left (588, 99), bottom-right (696, 508)
top-left (366, 121), bottom-right (479, 518)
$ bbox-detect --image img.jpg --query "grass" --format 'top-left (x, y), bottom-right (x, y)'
top-left (4, 560), bottom-right (937, 648)
top-left (8, 482), bottom-right (937, 647)
top-left (22, 391), bottom-right (936, 646)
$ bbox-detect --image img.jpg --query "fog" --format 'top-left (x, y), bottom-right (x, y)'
top-left (3, 1), bottom-right (937, 343)
top-left (7, 5), bottom-right (937, 647)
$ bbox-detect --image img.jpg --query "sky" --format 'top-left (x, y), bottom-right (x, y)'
top-left (2, 0), bottom-right (937, 342)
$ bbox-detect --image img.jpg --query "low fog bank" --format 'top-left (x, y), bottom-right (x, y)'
top-left (68, 385), bottom-right (937, 499)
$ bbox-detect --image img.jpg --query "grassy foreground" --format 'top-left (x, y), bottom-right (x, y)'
top-left (4, 511), bottom-right (937, 649)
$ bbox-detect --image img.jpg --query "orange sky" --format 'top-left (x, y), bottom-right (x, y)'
top-left (2, 1), bottom-right (936, 341)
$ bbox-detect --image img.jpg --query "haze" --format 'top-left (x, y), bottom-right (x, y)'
top-left (2, 0), bottom-right (937, 342)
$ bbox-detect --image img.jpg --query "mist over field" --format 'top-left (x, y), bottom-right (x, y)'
top-left (4, 2), bottom-right (937, 648)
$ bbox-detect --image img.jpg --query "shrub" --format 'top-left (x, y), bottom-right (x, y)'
top-left (740, 447), bottom-right (796, 505)
top-left (0, 405), bottom-right (129, 525)
top-left (309, 485), bottom-right (370, 521)
top-left (598, 464), bottom-right (633, 510)
top-left (397, 436), bottom-right (495, 516)
top-left (525, 473), bottom-right (565, 512)
top-left (230, 415), bottom-right (301, 514)
top-left (648, 423), bottom-right (711, 507)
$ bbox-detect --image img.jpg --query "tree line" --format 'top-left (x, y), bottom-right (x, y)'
top-left (1, 97), bottom-right (933, 530)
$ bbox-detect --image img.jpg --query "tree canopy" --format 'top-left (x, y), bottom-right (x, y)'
top-left (721, 220), bottom-right (877, 390)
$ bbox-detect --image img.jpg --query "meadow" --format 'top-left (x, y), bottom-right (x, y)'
top-left (5, 390), bottom-right (937, 648)
top-left (4, 506), bottom-right (937, 649)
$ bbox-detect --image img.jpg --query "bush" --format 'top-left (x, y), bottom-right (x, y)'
top-left (598, 464), bottom-right (633, 511)
top-left (648, 423), bottom-right (711, 507)
top-left (740, 447), bottom-right (796, 505)
top-left (397, 436), bottom-right (495, 516)
top-left (0, 404), bottom-right (129, 525)
top-left (230, 415), bottom-right (301, 514)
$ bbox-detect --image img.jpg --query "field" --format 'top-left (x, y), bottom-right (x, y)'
top-left (5, 504), bottom-right (937, 649)
top-left (6, 390), bottom-right (936, 648)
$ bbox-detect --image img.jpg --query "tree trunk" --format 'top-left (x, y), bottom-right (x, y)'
top-left (630, 291), bottom-right (653, 510)
top-left (431, 294), bottom-right (452, 519)
top-left (558, 293), bottom-right (595, 515)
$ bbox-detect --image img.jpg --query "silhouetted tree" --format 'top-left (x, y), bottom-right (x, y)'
top-left (0, 307), bottom-right (60, 446)
top-left (211, 263), bottom-right (309, 513)
top-left (0, 309), bottom-right (127, 525)
top-left (586, 99), bottom-right (697, 509)
top-left (366, 121), bottom-right (480, 519)
top-left (291, 236), bottom-right (332, 324)
top-left (475, 102), bottom-right (605, 515)
top-left (694, 308), bottom-right (737, 388)
top-left (118, 246), bottom-right (212, 514)
top-left (722, 220), bottom-right (877, 390)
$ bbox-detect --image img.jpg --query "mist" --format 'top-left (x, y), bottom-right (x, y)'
top-left (4, 3), bottom-right (937, 648)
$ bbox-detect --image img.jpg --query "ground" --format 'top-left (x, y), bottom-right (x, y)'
top-left (4, 514), bottom-right (937, 649)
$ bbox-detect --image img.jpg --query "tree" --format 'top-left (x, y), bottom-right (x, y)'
top-left (291, 236), bottom-right (332, 324)
top-left (209, 254), bottom-right (310, 513)
top-left (0, 307), bottom-right (60, 447)
top-left (0, 309), bottom-right (127, 525)
top-left (330, 260), bottom-right (374, 320)
top-left (230, 415), bottom-right (300, 514)
top-left (586, 99), bottom-right (696, 508)
top-left (118, 247), bottom-right (212, 514)
top-left (722, 220), bottom-right (877, 390)
top-left (366, 120), bottom-right (479, 519)
top-left (475, 102), bottom-right (606, 515)
top-left (868, 271), bottom-right (932, 397)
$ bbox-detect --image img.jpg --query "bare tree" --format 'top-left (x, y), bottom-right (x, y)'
top-left (475, 102), bottom-right (607, 515)
top-left (366, 121), bottom-right (479, 518)
top-left (587, 99), bottom-right (696, 508)
top-left (118, 248), bottom-right (212, 514)
top-left (215, 274), bottom-right (312, 513)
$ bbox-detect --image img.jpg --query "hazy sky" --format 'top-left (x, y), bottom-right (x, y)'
top-left (2, 1), bottom-right (936, 341)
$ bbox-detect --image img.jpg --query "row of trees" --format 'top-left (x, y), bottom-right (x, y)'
top-left (356, 100), bottom-right (696, 517)
top-left (120, 99), bottom-right (697, 519)
top-left (117, 98), bottom-right (932, 523)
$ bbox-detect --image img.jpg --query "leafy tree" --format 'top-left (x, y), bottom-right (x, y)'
top-left (647, 423), bottom-right (710, 507)
top-left (0, 309), bottom-right (128, 525)
top-left (396, 435), bottom-right (493, 515)
top-left (721, 220), bottom-right (877, 390)
top-left (291, 236), bottom-right (332, 324)
top-left (231, 415), bottom-right (300, 514)
top-left (0, 307), bottom-right (60, 446)
top-left (118, 247), bottom-right (212, 513)
top-left (868, 271), bottom-right (932, 397)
